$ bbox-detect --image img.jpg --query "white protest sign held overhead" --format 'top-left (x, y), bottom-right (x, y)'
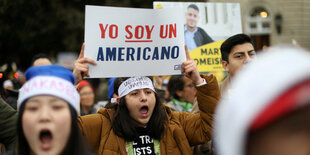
top-left (85, 5), bottom-right (186, 78)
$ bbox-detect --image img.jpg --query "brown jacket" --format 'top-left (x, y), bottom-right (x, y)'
top-left (78, 75), bottom-right (220, 155)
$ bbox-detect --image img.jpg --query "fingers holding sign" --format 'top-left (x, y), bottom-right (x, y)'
top-left (181, 45), bottom-right (203, 85)
top-left (73, 43), bottom-right (96, 85)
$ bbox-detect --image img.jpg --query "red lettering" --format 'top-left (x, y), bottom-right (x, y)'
top-left (160, 25), bottom-right (168, 38)
top-left (109, 24), bottom-right (118, 39)
top-left (125, 25), bottom-right (133, 39)
top-left (145, 25), bottom-right (154, 39)
top-left (135, 25), bottom-right (144, 39)
top-left (99, 24), bottom-right (108, 38)
top-left (169, 23), bottom-right (176, 38)
top-left (160, 24), bottom-right (177, 38)
top-left (99, 24), bottom-right (118, 39)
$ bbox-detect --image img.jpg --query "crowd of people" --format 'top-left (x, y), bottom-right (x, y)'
top-left (1, 30), bottom-right (310, 155)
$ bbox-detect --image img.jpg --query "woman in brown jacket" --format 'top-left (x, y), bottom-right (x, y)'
top-left (75, 45), bottom-right (220, 155)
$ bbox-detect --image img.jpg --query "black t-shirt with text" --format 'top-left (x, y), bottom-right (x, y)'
top-left (126, 127), bottom-right (160, 155)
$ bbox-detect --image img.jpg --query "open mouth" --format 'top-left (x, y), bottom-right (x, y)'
top-left (39, 129), bottom-right (53, 150)
top-left (140, 105), bottom-right (149, 117)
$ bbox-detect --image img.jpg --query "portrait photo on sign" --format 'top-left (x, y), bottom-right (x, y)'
top-left (154, 2), bottom-right (242, 73)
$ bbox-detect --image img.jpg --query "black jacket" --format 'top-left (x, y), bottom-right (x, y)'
top-left (5, 90), bottom-right (19, 110)
top-left (194, 27), bottom-right (214, 46)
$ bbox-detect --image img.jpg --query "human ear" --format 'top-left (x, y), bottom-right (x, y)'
top-left (175, 90), bottom-right (183, 99)
top-left (222, 60), bottom-right (229, 72)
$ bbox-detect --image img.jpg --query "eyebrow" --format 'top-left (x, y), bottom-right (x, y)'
top-left (233, 50), bottom-right (255, 55)
top-left (49, 98), bottom-right (61, 103)
top-left (233, 51), bottom-right (246, 55)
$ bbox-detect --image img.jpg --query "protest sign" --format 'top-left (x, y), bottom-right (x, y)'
top-left (190, 40), bottom-right (225, 72)
top-left (154, 2), bottom-right (242, 73)
top-left (85, 5), bottom-right (186, 78)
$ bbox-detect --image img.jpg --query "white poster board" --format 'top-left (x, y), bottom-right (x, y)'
top-left (154, 2), bottom-right (242, 73)
top-left (85, 5), bottom-right (186, 78)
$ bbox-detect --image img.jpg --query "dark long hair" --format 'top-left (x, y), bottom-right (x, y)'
top-left (16, 103), bottom-right (90, 155)
top-left (110, 77), bottom-right (167, 141)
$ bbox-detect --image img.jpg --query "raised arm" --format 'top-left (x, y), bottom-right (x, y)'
top-left (73, 43), bottom-right (96, 85)
top-left (181, 45), bottom-right (204, 86)
top-left (178, 46), bottom-right (220, 145)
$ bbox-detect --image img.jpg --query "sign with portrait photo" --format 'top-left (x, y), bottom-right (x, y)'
top-left (154, 2), bottom-right (242, 72)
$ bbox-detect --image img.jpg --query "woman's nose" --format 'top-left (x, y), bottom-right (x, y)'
top-left (39, 107), bottom-right (51, 123)
top-left (140, 92), bottom-right (147, 102)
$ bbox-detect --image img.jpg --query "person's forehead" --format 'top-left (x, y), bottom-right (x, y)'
top-left (187, 8), bottom-right (199, 14)
top-left (183, 76), bottom-right (192, 83)
top-left (33, 58), bottom-right (52, 66)
top-left (79, 86), bottom-right (93, 92)
top-left (230, 42), bottom-right (255, 54)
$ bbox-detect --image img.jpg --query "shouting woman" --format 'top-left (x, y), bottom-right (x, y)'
top-left (6, 65), bottom-right (91, 155)
top-left (76, 44), bottom-right (220, 155)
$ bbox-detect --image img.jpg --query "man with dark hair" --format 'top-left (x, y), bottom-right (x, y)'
top-left (166, 75), bottom-right (197, 112)
top-left (220, 33), bottom-right (256, 94)
top-left (31, 53), bottom-right (52, 66)
top-left (185, 4), bottom-right (213, 51)
top-left (215, 46), bottom-right (310, 155)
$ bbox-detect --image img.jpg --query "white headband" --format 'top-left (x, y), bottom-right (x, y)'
top-left (18, 76), bottom-right (80, 113)
top-left (118, 77), bottom-right (155, 98)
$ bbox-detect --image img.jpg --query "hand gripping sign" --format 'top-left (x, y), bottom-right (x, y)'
top-left (84, 5), bottom-right (186, 78)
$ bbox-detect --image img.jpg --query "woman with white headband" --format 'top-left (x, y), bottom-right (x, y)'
top-left (5, 65), bottom-right (92, 155)
top-left (76, 44), bottom-right (220, 155)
